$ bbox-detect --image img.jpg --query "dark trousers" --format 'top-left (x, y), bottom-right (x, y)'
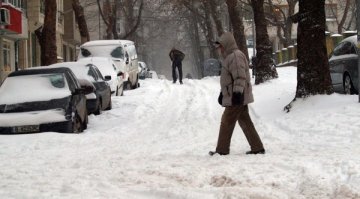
top-left (216, 105), bottom-right (264, 154)
top-left (172, 63), bottom-right (183, 83)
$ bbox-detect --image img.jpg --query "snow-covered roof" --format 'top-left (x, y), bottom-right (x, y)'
top-left (331, 34), bottom-right (343, 37)
top-left (77, 57), bottom-right (117, 76)
top-left (50, 62), bottom-right (95, 82)
top-left (80, 40), bottom-right (134, 47)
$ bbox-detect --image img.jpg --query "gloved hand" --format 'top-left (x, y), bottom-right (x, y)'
top-left (232, 92), bottom-right (244, 105)
top-left (218, 92), bottom-right (223, 105)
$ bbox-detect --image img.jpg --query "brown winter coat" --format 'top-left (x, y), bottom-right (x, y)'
top-left (218, 32), bottom-right (254, 106)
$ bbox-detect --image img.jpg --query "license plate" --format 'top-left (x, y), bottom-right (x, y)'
top-left (13, 125), bottom-right (40, 133)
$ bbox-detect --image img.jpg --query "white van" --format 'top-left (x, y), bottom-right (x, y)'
top-left (78, 40), bottom-right (139, 89)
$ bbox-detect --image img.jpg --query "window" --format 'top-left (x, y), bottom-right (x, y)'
top-left (40, 0), bottom-right (45, 14)
top-left (87, 65), bottom-right (98, 81)
top-left (325, 4), bottom-right (337, 19)
top-left (273, 5), bottom-right (289, 21)
top-left (81, 48), bottom-right (91, 57)
top-left (3, 40), bottom-right (11, 72)
top-left (2, 0), bottom-right (23, 8)
top-left (111, 47), bottom-right (124, 59)
top-left (127, 45), bottom-right (137, 60)
top-left (333, 42), bottom-right (355, 56)
top-left (48, 74), bottom-right (65, 88)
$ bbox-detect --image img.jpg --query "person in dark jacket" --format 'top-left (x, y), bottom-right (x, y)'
top-left (209, 32), bottom-right (265, 156)
top-left (169, 48), bottom-right (185, 84)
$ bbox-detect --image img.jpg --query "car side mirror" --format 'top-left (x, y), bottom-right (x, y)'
top-left (77, 79), bottom-right (95, 95)
top-left (104, 75), bottom-right (111, 81)
top-left (81, 85), bottom-right (95, 95)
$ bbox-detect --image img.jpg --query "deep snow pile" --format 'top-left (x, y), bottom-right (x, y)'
top-left (0, 67), bottom-right (359, 198)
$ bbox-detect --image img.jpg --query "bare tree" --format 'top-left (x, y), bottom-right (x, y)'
top-left (206, 0), bottom-right (224, 36)
top-left (327, 0), bottom-right (355, 33)
top-left (267, 0), bottom-right (298, 48)
top-left (285, 0), bottom-right (333, 111)
top-left (250, 0), bottom-right (278, 84)
top-left (97, 0), bottom-right (144, 39)
top-left (35, 0), bottom-right (57, 65)
top-left (72, 0), bottom-right (90, 43)
top-left (226, 0), bottom-right (249, 60)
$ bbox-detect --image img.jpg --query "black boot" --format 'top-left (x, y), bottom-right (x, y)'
top-left (245, 149), bottom-right (265, 155)
top-left (209, 151), bottom-right (228, 156)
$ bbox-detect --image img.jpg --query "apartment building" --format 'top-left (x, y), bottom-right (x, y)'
top-left (0, 0), bottom-right (81, 83)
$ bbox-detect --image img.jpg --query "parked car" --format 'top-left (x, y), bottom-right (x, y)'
top-left (48, 62), bottom-right (112, 115)
top-left (148, 71), bottom-right (158, 79)
top-left (203, 58), bottom-right (221, 77)
top-left (138, 61), bottom-right (149, 79)
top-left (78, 57), bottom-right (124, 96)
top-left (0, 68), bottom-right (91, 134)
top-left (329, 35), bottom-right (359, 94)
top-left (78, 40), bottom-right (140, 90)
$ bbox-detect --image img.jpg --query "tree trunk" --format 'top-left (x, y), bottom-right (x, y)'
top-left (202, 1), bottom-right (218, 59)
top-left (294, 0), bottom-right (333, 98)
top-left (251, 0), bottom-right (278, 84)
top-left (190, 11), bottom-right (205, 78)
top-left (72, 0), bottom-right (90, 44)
top-left (338, 0), bottom-right (351, 34)
top-left (207, 0), bottom-right (224, 36)
top-left (226, 0), bottom-right (249, 61)
top-left (36, 0), bottom-right (57, 66)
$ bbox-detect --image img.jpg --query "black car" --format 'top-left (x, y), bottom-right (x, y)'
top-left (50, 62), bottom-right (112, 115)
top-left (329, 35), bottom-right (359, 94)
top-left (0, 68), bottom-right (91, 134)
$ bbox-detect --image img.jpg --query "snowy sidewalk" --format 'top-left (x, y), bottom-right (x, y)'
top-left (0, 67), bottom-right (359, 198)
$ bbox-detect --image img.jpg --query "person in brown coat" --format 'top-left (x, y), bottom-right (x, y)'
top-left (209, 32), bottom-right (265, 156)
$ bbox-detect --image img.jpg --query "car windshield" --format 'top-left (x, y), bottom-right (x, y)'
top-left (80, 45), bottom-right (124, 59)
top-left (0, 74), bottom-right (71, 105)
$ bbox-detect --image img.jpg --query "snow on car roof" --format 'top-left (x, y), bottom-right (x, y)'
top-left (342, 35), bottom-right (357, 44)
top-left (50, 62), bottom-right (96, 82)
top-left (77, 57), bottom-right (117, 76)
top-left (81, 40), bottom-right (134, 47)
top-left (0, 73), bottom-right (71, 105)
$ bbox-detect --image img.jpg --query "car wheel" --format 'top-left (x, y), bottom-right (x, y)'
top-left (94, 100), bottom-right (102, 115)
top-left (120, 86), bottom-right (124, 96)
top-left (125, 81), bottom-right (132, 90)
top-left (131, 75), bottom-right (139, 89)
top-left (343, 74), bottom-right (356, 95)
top-left (105, 96), bottom-right (112, 110)
top-left (72, 113), bottom-right (83, 133)
top-left (83, 111), bottom-right (88, 130)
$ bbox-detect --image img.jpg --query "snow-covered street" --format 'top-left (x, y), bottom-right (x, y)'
top-left (1, 67), bottom-right (360, 198)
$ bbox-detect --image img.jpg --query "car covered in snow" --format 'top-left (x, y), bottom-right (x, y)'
top-left (48, 62), bottom-right (112, 115)
top-left (78, 40), bottom-right (140, 90)
top-left (138, 61), bottom-right (150, 79)
top-left (148, 71), bottom-right (158, 79)
top-left (78, 57), bottom-right (124, 96)
top-left (0, 68), bottom-right (91, 134)
top-left (329, 35), bottom-right (359, 94)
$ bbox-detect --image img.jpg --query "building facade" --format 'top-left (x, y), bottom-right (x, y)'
top-left (0, 0), bottom-right (81, 83)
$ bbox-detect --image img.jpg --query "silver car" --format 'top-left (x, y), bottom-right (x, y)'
top-left (329, 35), bottom-right (359, 94)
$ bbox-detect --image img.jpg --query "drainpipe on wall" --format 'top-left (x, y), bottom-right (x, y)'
top-left (357, 0), bottom-right (360, 102)
top-left (0, 36), bottom-right (3, 84)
